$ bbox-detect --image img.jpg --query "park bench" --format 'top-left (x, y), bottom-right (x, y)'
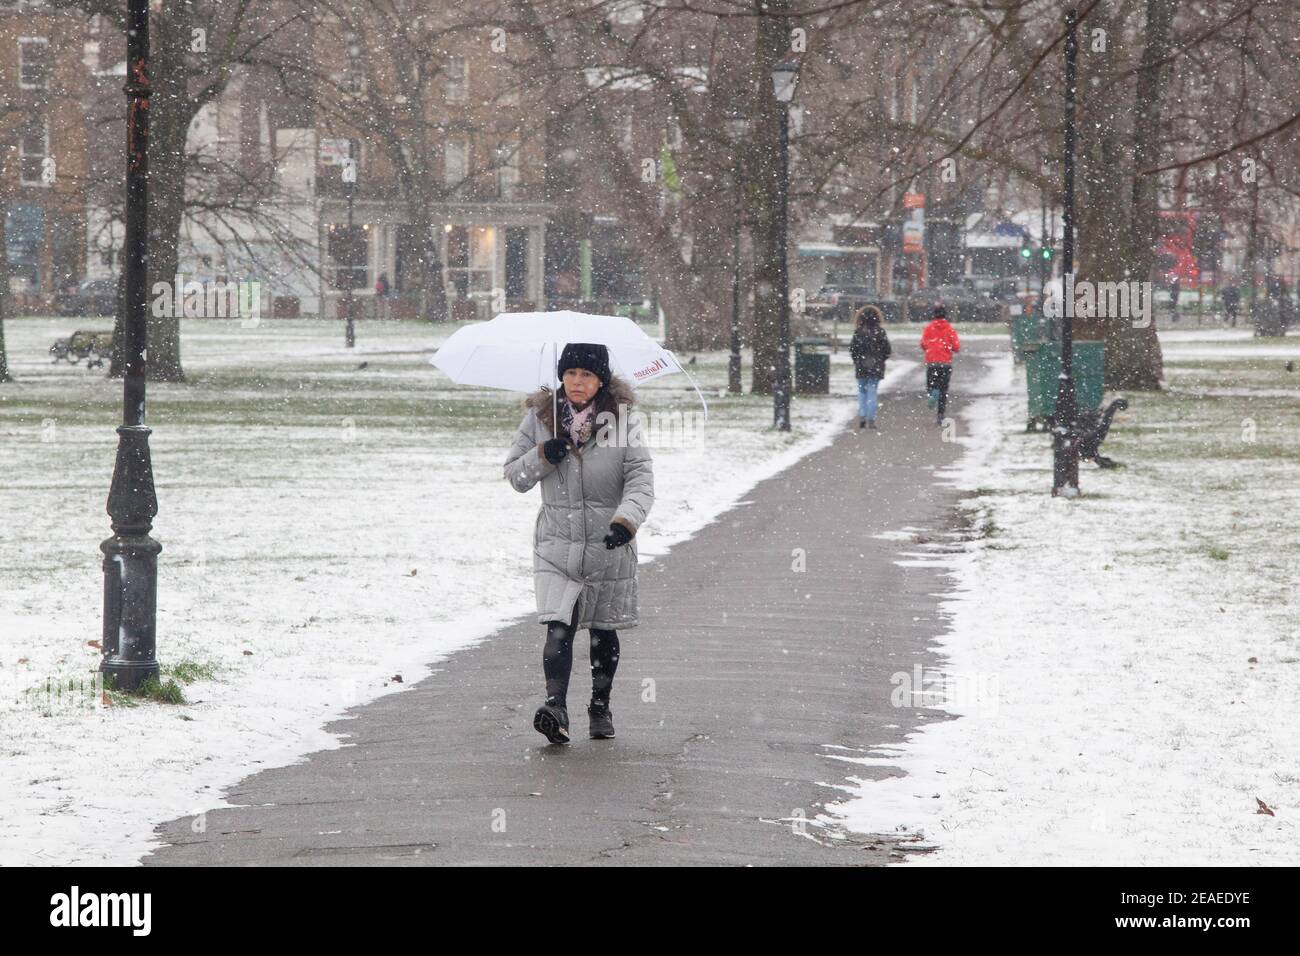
top-left (50, 330), bottom-right (114, 369)
top-left (1073, 398), bottom-right (1129, 469)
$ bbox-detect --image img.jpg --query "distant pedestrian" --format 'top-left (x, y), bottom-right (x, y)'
top-left (1277, 279), bottom-right (1295, 331)
top-left (503, 343), bottom-right (654, 746)
top-left (848, 305), bottom-right (891, 429)
top-left (374, 273), bottom-right (391, 320)
top-left (1222, 284), bottom-right (1240, 326)
top-left (920, 306), bottom-right (961, 425)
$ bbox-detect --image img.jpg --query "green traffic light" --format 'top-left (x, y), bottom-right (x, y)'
top-left (1020, 247), bottom-right (1032, 259)
top-left (1041, 248), bottom-right (1052, 260)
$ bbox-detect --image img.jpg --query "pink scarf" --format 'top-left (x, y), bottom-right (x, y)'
top-left (563, 397), bottom-right (596, 446)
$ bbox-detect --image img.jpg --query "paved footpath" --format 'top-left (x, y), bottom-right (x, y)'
top-left (144, 343), bottom-right (993, 866)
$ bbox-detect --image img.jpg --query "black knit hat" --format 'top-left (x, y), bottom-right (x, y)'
top-left (932, 305), bottom-right (947, 319)
top-left (557, 342), bottom-right (611, 387)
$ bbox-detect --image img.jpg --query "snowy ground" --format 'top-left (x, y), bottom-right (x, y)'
top-left (826, 328), bottom-right (1300, 865)
top-left (0, 316), bottom-right (912, 866)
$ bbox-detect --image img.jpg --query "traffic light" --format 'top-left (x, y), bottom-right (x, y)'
top-left (1020, 246), bottom-right (1032, 260)
top-left (1041, 247), bottom-right (1052, 260)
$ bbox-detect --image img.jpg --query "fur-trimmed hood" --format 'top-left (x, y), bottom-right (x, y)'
top-left (523, 374), bottom-right (637, 437)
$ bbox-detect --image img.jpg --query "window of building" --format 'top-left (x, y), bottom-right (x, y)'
top-left (328, 224), bottom-right (367, 290)
top-left (445, 224), bottom-right (495, 300)
top-left (329, 31), bottom-right (365, 96)
top-left (395, 224), bottom-right (433, 295)
top-left (19, 117), bottom-right (49, 186)
top-left (444, 138), bottom-right (468, 194)
top-left (19, 37), bottom-right (51, 90)
top-left (445, 55), bottom-right (467, 103)
top-left (496, 141), bottom-right (519, 199)
top-left (505, 227), bottom-right (529, 300)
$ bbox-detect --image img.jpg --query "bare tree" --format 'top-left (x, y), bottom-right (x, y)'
top-left (51, 0), bottom-right (312, 380)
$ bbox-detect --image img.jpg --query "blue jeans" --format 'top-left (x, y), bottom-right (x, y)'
top-left (856, 376), bottom-right (880, 422)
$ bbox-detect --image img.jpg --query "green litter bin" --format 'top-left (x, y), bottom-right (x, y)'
top-left (794, 336), bottom-right (831, 394)
top-left (1011, 311), bottom-right (1050, 364)
top-left (1024, 340), bottom-right (1104, 429)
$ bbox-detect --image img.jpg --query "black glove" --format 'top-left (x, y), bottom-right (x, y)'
top-left (603, 522), bottom-right (633, 550)
top-left (542, 438), bottom-right (570, 465)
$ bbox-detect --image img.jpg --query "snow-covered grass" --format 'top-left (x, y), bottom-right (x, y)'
top-left (826, 328), bottom-right (1300, 864)
top-left (0, 316), bottom-right (910, 866)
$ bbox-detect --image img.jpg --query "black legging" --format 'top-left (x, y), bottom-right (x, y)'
top-left (926, 363), bottom-right (953, 419)
top-left (542, 603), bottom-right (620, 709)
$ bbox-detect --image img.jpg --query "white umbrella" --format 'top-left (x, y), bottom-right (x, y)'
top-left (430, 310), bottom-right (708, 425)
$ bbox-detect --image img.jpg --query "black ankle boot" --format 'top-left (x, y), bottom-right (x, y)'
top-left (588, 701), bottom-right (615, 739)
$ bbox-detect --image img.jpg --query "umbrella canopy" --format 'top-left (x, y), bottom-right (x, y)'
top-left (431, 310), bottom-right (708, 419)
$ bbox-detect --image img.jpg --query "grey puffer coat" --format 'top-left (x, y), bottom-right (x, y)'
top-left (503, 375), bottom-right (654, 631)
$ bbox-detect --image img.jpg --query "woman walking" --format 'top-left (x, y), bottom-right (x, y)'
top-left (848, 306), bottom-right (891, 429)
top-left (503, 343), bottom-right (654, 745)
top-left (920, 305), bottom-right (961, 425)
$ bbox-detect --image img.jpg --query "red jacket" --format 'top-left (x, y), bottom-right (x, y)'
top-left (920, 319), bottom-right (961, 364)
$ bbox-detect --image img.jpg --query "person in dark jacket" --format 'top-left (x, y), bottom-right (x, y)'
top-left (848, 305), bottom-right (891, 429)
top-left (1222, 283), bottom-right (1240, 326)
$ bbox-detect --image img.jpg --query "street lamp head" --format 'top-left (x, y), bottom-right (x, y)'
top-left (771, 59), bottom-right (801, 103)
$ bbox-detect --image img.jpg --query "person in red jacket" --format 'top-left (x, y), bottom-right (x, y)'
top-left (920, 306), bottom-right (961, 424)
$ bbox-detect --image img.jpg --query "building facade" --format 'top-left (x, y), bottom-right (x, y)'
top-left (0, 0), bottom-right (88, 310)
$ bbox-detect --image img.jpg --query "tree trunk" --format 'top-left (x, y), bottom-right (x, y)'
top-left (678, 183), bottom-right (732, 351)
top-left (1074, 2), bottom-right (1163, 390)
top-left (406, 208), bottom-right (447, 322)
top-left (139, 4), bottom-right (193, 381)
top-left (658, 267), bottom-right (724, 351)
top-left (1108, 0), bottom-right (1172, 390)
top-left (749, 2), bottom-right (788, 395)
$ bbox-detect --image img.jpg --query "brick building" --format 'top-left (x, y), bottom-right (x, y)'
top-left (0, 0), bottom-right (88, 310)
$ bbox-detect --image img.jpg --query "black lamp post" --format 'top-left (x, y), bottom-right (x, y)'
top-left (100, 0), bottom-right (160, 692)
top-left (772, 59), bottom-right (800, 431)
top-left (1039, 156), bottom-right (1051, 300)
top-left (342, 143), bottom-right (358, 348)
top-left (726, 110), bottom-right (751, 396)
top-left (1052, 8), bottom-right (1080, 497)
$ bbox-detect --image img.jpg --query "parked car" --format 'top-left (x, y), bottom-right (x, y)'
top-left (811, 284), bottom-right (900, 324)
top-left (55, 277), bottom-right (117, 317)
top-left (961, 275), bottom-right (1021, 302)
top-left (907, 284), bottom-right (1004, 322)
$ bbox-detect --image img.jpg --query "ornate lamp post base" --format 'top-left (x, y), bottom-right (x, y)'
top-left (99, 424), bottom-right (161, 691)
